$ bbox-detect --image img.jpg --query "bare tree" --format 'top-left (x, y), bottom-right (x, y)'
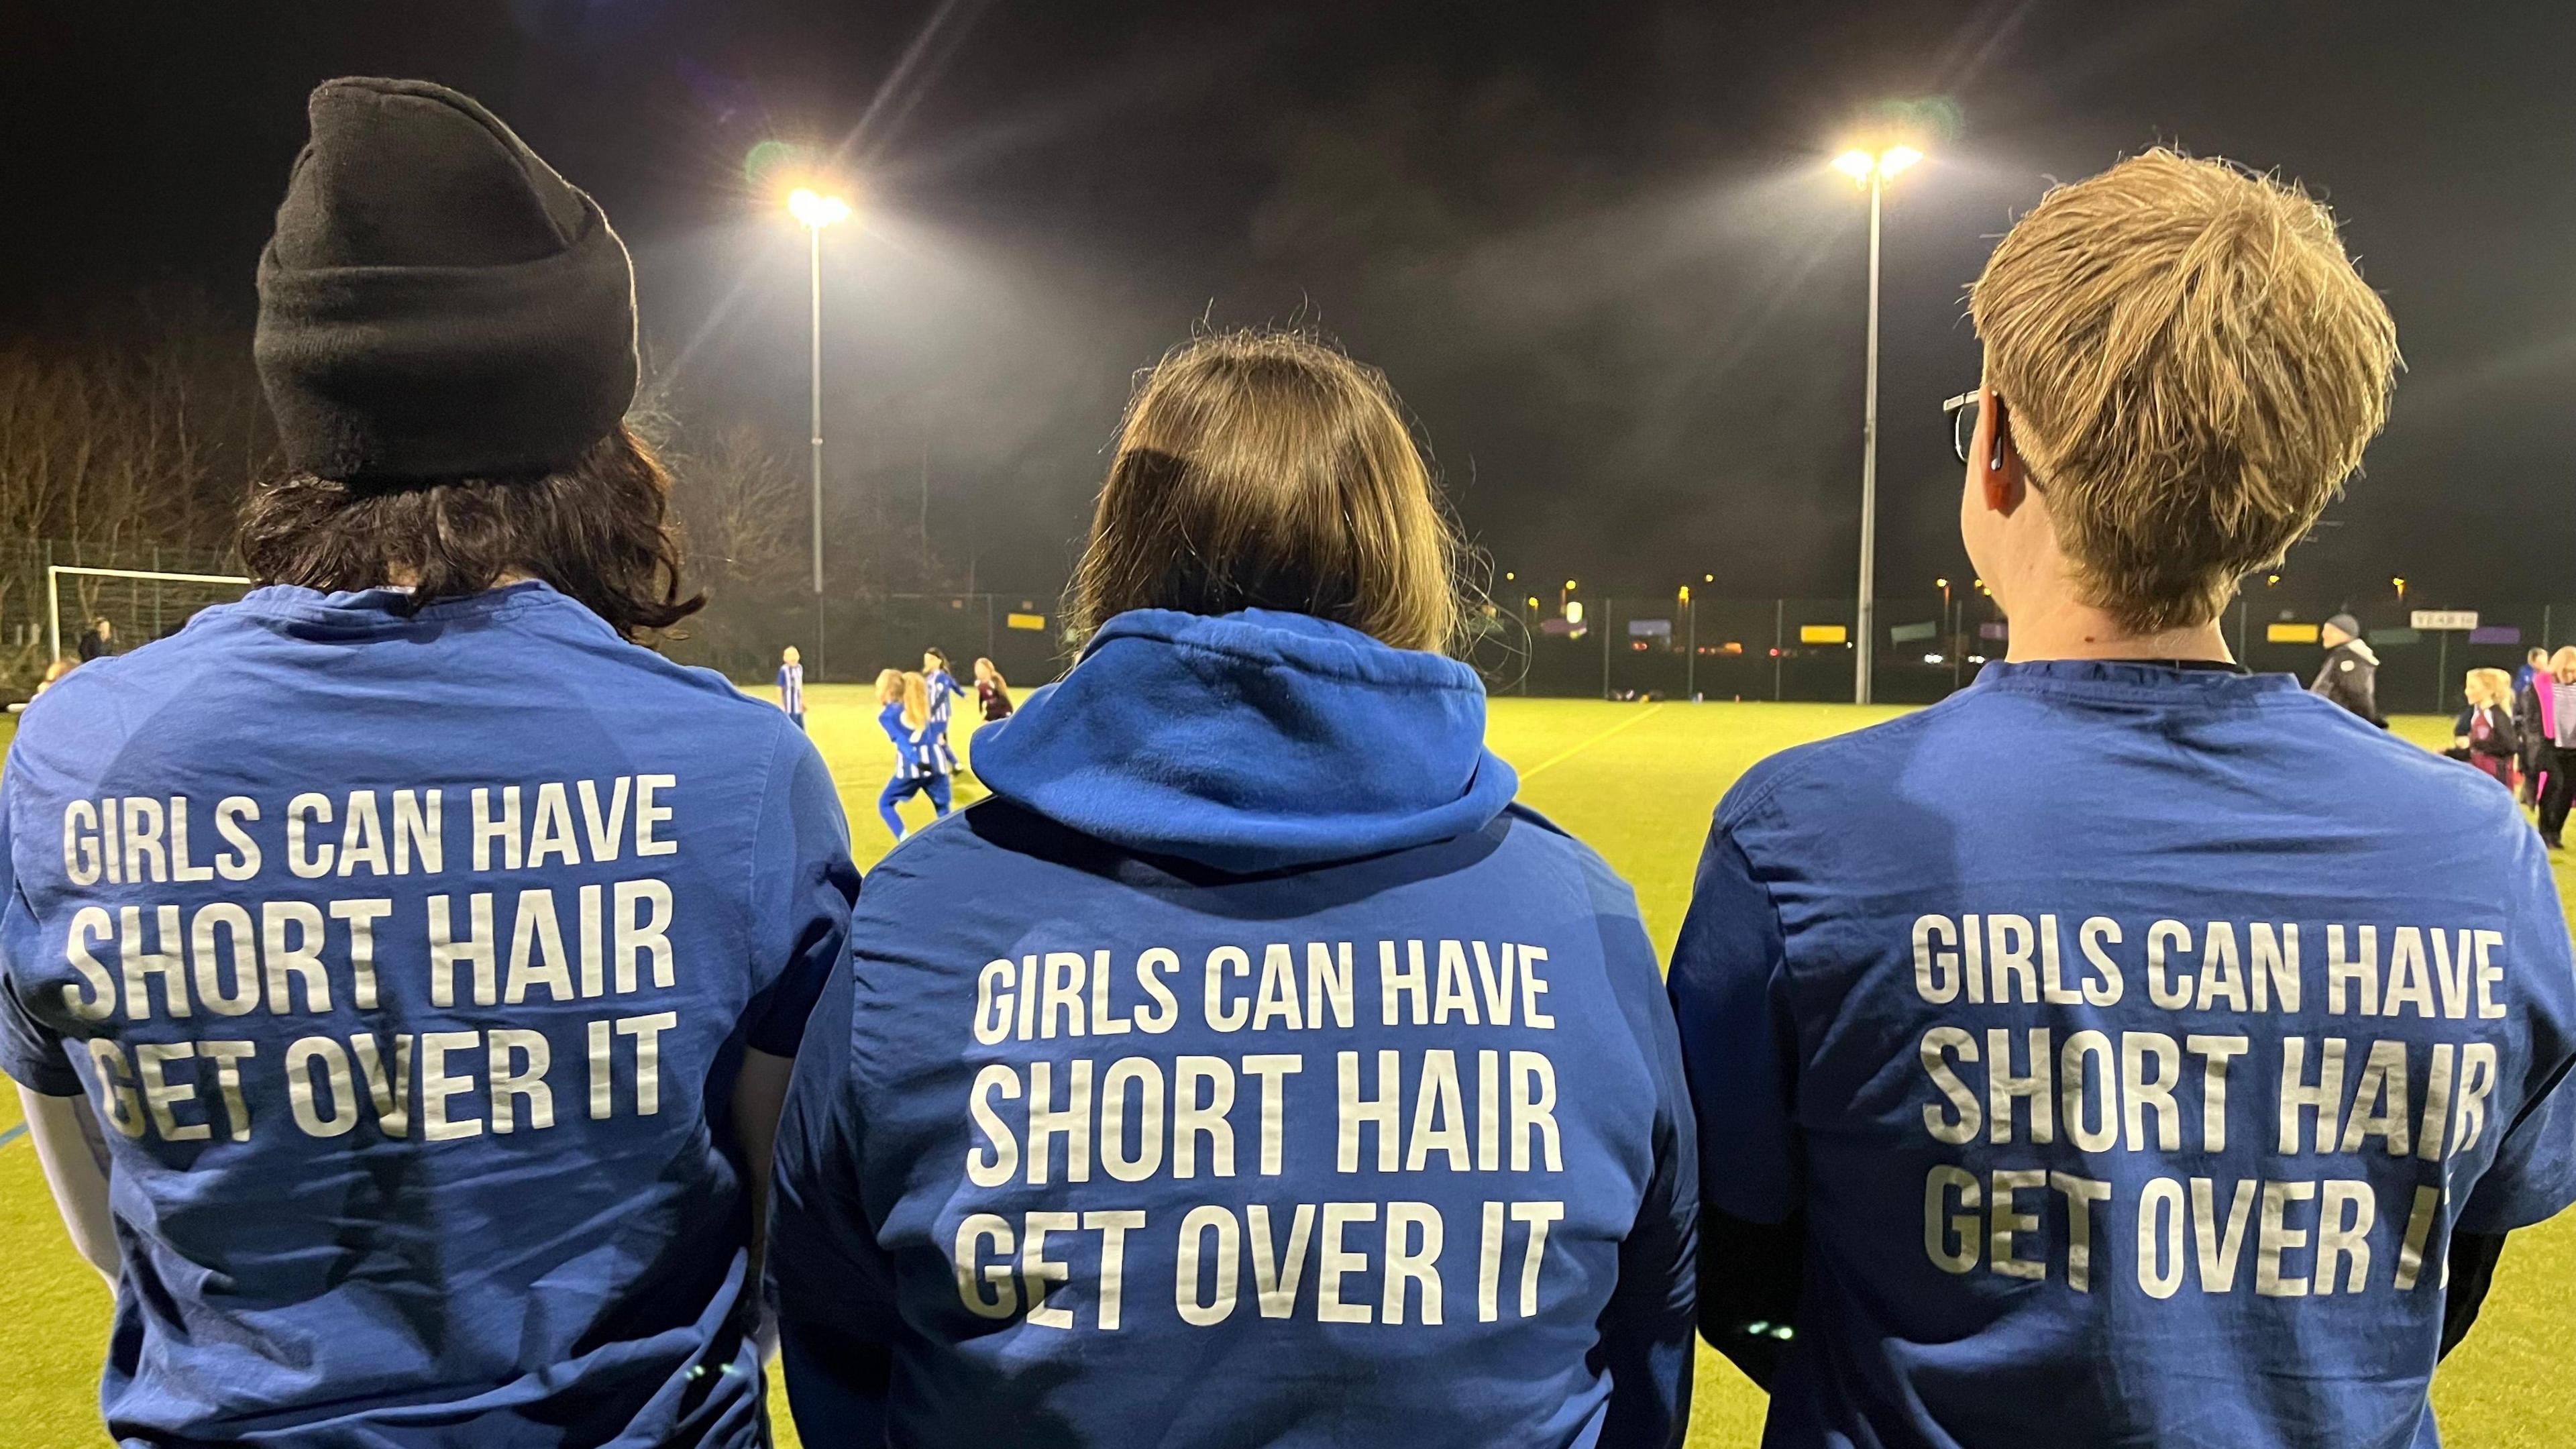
top-left (0, 290), bottom-right (269, 679)
top-left (667, 422), bottom-right (804, 587)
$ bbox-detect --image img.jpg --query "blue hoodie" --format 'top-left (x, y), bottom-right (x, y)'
top-left (770, 608), bottom-right (1698, 1449)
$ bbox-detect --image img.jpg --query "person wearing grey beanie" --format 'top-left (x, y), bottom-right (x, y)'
top-left (2, 78), bottom-right (855, 1449)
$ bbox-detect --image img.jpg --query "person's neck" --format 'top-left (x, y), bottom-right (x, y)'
top-left (380, 566), bottom-right (535, 590)
top-left (2001, 593), bottom-right (2233, 664)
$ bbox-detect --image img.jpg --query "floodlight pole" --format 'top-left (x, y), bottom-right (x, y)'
top-left (806, 219), bottom-right (828, 678)
top-left (808, 223), bottom-right (824, 597)
top-left (1854, 167), bottom-right (1884, 706)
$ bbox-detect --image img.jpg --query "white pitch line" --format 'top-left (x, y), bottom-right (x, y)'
top-left (1518, 703), bottom-right (1667, 778)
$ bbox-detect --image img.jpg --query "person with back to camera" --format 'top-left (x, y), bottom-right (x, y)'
top-left (2516, 645), bottom-right (2547, 700)
top-left (873, 666), bottom-right (951, 841)
top-left (0, 78), bottom-right (859, 1449)
top-left (76, 616), bottom-right (114, 661)
top-left (920, 645), bottom-right (968, 773)
top-left (1668, 150), bottom-right (2575, 1448)
top-left (2312, 610), bottom-right (2386, 726)
top-left (768, 329), bottom-right (1697, 1449)
top-left (2517, 645), bottom-right (2576, 848)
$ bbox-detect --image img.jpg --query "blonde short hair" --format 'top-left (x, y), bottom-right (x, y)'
top-left (1971, 150), bottom-right (2399, 633)
top-left (2468, 667), bottom-right (2513, 711)
top-left (1067, 329), bottom-right (1461, 653)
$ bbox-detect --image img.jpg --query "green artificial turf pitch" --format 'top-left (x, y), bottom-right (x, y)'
top-left (1, 694), bottom-right (2568, 1447)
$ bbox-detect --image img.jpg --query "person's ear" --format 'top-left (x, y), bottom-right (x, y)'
top-left (1975, 385), bottom-right (2033, 517)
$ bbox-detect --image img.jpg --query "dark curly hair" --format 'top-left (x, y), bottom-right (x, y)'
top-left (236, 423), bottom-right (703, 641)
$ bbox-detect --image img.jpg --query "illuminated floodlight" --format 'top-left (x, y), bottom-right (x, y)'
top-left (788, 187), bottom-right (851, 228)
top-left (1832, 146), bottom-right (1925, 186)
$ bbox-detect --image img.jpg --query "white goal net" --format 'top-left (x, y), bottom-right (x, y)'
top-left (47, 564), bottom-right (254, 665)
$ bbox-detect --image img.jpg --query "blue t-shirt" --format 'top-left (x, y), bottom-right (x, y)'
top-left (770, 608), bottom-right (1697, 1449)
top-left (1670, 661), bottom-right (2576, 1449)
top-left (0, 582), bottom-right (859, 1448)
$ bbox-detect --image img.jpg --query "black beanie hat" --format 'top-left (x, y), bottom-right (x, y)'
top-left (254, 77), bottom-right (638, 481)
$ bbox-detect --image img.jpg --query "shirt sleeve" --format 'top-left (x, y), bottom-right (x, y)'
top-left (768, 955), bottom-right (897, 1440)
top-left (2457, 829), bottom-right (2576, 1232)
top-left (1576, 849), bottom-right (1696, 1449)
top-left (741, 725), bottom-right (861, 1058)
top-left (0, 773), bottom-right (78, 1097)
top-left (1666, 815), bottom-right (1802, 1226)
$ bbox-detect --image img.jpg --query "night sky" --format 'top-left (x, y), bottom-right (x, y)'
top-left (5, 1), bottom-right (2571, 611)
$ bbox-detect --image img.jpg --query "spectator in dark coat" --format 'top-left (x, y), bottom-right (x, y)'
top-left (2520, 647), bottom-right (2576, 845)
top-left (2518, 647), bottom-right (2552, 803)
top-left (74, 617), bottom-right (113, 661)
top-left (2309, 611), bottom-right (2385, 725)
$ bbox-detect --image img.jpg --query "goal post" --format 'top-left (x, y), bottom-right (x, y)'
top-left (48, 564), bottom-right (254, 664)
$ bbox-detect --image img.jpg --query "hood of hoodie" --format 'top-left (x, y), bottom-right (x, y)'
top-left (968, 608), bottom-right (1519, 873)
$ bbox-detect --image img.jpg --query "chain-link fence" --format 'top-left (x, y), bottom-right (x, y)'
top-left (2222, 596), bottom-right (2572, 717)
top-left (5, 535), bottom-right (1077, 700)
top-left (1505, 594), bottom-right (1980, 704)
top-left (1495, 592), bottom-right (2576, 712)
top-left (13, 535), bottom-right (2569, 720)
top-left (663, 588), bottom-right (1072, 692)
top-left (1, 539), bottom-right (244, 694)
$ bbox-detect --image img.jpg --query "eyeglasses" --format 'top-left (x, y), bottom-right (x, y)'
top-left (1943, 391), bottom-right (1981, 465)
top-left (1943, 388), bottom-right (2044, 492)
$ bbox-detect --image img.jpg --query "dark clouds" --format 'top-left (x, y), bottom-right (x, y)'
top-left (5, 1), bottom-right (2573, 607)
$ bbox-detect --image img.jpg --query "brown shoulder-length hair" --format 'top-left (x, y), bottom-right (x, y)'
top-left (1066, 329), bottom-right (1462, 653)
top-left (236, 423), bottom-right (703, 641)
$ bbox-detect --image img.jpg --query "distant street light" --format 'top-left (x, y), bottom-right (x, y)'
top-left (788, 186), bottom-right (851, 601)
top-left (1833, 142), bottom-right (1924, 704)
top-left (1938, 576), bottom-right (1958, 690)
top-left (1680, 584), bottom-right (1697, 698)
